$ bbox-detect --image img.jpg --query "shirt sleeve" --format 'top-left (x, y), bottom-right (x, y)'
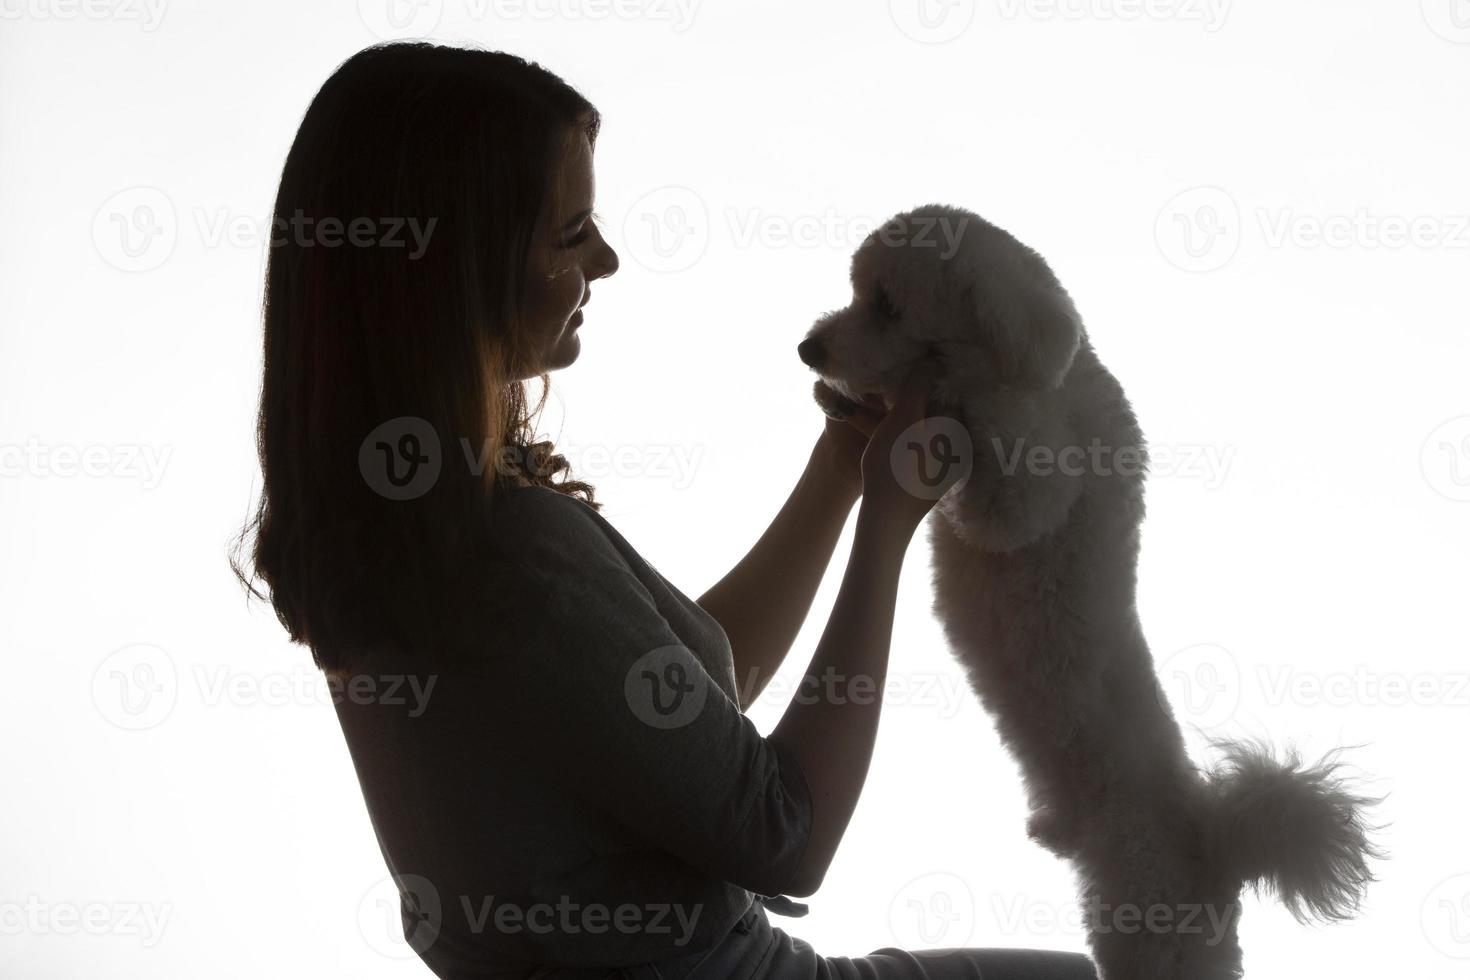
top-left (482, 487), bottom-right (814, 900)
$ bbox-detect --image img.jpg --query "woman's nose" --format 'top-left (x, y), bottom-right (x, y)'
top-left (592, 237), bottom-right (619, 280)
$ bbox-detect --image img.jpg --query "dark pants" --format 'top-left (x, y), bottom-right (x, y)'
top-left (611, 899), bottom-right (1099, 980)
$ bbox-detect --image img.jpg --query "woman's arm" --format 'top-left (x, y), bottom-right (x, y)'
top-left (767, 361), bottom-right (950, 899)
top-left (768, 503), bottom-right (917, 897)
top-left (696, 432), bottom-right (862, 712)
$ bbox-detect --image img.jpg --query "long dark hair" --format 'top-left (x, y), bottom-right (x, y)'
top-left (232, 41), bottom-right (600, 675)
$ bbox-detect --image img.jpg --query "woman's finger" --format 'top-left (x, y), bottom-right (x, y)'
top-left (845, 408), bottom-right (883, 438)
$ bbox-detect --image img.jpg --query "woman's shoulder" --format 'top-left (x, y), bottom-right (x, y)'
top-left (484, 482), bottom-right (627, 574)
top-left (490, 481), bottom-right (605, 538)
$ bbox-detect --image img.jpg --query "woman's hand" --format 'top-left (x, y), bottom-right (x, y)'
top-left (857, 359), bottom-right (957, 537)
top-left (811, 389), bottom-right (887, 499)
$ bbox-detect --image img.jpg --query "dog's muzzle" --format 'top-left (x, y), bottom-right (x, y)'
top-left (797, 337), bottom-right (825, 368)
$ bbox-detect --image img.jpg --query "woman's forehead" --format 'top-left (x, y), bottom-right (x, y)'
top-left (556, 133), bottom-right (595, 201)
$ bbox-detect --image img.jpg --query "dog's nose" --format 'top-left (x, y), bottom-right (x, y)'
top-left (797, 337), bottom-right (825, 368)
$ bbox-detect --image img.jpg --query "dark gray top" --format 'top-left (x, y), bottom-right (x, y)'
top-left (333, 482), bottom-right (814, 978)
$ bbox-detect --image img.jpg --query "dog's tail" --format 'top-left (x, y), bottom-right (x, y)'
top-left (1201, 735), bottom-right (1387, 923)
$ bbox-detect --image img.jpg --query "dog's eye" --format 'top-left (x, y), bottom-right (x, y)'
top-left (871, 286), bottom-right (899, 320)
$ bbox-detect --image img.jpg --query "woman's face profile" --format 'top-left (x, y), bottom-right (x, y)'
top-left (519, 132), bottom-right (619, 378)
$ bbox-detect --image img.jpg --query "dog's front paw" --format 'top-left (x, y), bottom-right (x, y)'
top-left (1026, 806), bottom-right (1079, 858)
top-left (812, 379), bottom-right (862, 421)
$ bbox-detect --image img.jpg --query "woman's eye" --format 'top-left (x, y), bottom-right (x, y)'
top-left (559, 211), bottom-right (602, 250)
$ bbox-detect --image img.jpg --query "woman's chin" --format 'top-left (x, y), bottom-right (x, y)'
top-left (550, 335), bottom-right (580, 371)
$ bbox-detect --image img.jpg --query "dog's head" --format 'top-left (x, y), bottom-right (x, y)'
top-left (798, 204), bottom-right (1083, 406)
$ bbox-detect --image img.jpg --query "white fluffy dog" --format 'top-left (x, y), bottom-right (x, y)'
top-left (797, 204), bottom-right (1384, 979)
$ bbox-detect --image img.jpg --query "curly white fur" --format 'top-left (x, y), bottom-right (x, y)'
top-left (798, 204), bottom-right (1386, 979)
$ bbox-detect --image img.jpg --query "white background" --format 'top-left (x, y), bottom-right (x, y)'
top-left (3, 0), bottom-right (1469, 977)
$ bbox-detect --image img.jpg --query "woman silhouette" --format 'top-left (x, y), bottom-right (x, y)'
top-left (234, 40), bottom-right (1097, 980)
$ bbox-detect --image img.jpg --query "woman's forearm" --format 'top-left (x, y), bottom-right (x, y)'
top-left (697, 436), bottom-right (860, 710)
top-left (767, 504), bottom-right (917, 898)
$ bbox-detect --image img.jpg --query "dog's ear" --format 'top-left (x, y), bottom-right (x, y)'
top-left (971, 280), bottom-right (1083, 390)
